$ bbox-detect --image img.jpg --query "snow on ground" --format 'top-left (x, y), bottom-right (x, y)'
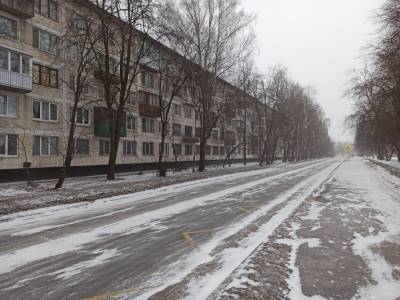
top-left (207, 158), bottom-right (400, 300)
top-left (0, 189), bottom-right (28, 198)
top-left (377, 157), bottom-right (400, 169)
top-left (0, 160), bottom-right (330, 276)
top-left (0, 161), bottom-right (287, 215)
top-left (0, 160), bottom-right (324, 233)
top-left (133, 160), bottom-right (340, 300)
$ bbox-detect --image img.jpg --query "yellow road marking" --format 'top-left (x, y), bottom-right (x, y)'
top-left (239, 207), bottom-right (250, 213)
top-left (181, 229), bottom-right (217, 246)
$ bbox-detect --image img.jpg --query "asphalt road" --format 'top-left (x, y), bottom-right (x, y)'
top-left (2, 158), bottom-right (397, 300)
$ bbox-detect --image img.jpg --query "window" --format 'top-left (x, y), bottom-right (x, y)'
top-left (32, 136), bottom-right (58, 156)
top-left (196, 145), bottom-right (200, 155)
top-left (159, 143), bottom-right (169, 155)
top-left (142, 118), bottom-right (155, 133)
top-left (220, 146), bottom-right (225, 156)
top-left (138, 91), bottom-right (158, 107)
top-left (70, 107), bottom-right (89, 125)
top-left (184, 126), bottom-right (192, 137)
top-left (0, 134), bottom-right (18, 156)
top-left (0, 95), bottom-right (18, 117)
top-left (213, 146), bottom-right (219, 155)
top-left (206, 145), bottom-right (211, 155)
top-left (98, 54), bottom-right (117, 73)
top-left (123, 141), bottom-right (137, 156)
top-left (99, 139), bottom-right (110, 156)
top-left (174, 104), bottom-right (181, 116)
top-left (141, 71), bottom-right (155, 88)
top-left (184, 107), bottom-right (192, 118)
top-left (173, 123), bottom-right (181, 136)
top-left (33, 27), bottom-right (58, 53)
top-left (127, 114), bottom-right (136, 130)
top-left (0, 16), bottom-right (17, 39)
top-left (0, 47), bottom-right (30, 75)
top-left (32, 64), bottom-right (58, 88)
top-left (82, 83), bottom-right (89, 95)
top-left (127, 92), bottom-right (137, 105)
top-left (172, 143), bottom-right (182, 156)
top-left (0, 48), bottom-right (8, 70)
top-left (33, 100), bottom-right (57, 121)
top-left (74, 138), bottom-right (90, 155)
top-left (35, 0), bottom-right (58, 21)
top-left (142, 142), bottom-right (154, 156)
top-left (211, 130), bottom-right (219, 140)
top-left (185, 144), bottom-right (193, 156)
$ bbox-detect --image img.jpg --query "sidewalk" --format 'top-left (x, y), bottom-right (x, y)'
top-left (0, 162), bottom-right (270, 216)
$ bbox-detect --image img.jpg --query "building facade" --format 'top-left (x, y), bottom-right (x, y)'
top-left (0, 0), bottom-right (264, 174)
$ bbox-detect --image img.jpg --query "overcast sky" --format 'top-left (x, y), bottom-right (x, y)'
top-left (241, 0), bottom-right (384, 143)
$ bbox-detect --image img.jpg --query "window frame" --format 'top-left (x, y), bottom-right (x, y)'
top-left (126, 114), bottom-right (136, 131)
top-left (0, 134), bottom-right (18, 157)
top-left (142, 142), bottom-right (154, 156)
top-left (34, 0), bottom-right (58, 21)
top-left (33, 27), bottom-right (59, 54)
top-left (142, 117), bottom-right (155, 133)
top-left (99, 139), bottom-right (110, 156)
top-left (0, 15), bottom-right (17, 40)
top-left (184, 144), bottom-right (193, 156)
top-left (32, 100), bottom-right (58, 121)
top-left (32, 63), bottom-right (58, 88)
top-left (74, 138), bottom-right (90, 156)
top-left (184, 106), bottom-right (192, 118)
top-left (32, 135), bottom-right (58, 156)
top-left (71, 106), bottom-right (90, 126)
top-left (0, 95), bottom-right (18, 117)
top-left (172, 123), bottom-right (182, 136)
top-left (123, 140), bottom-right (137, 156)
top-left (0, 47), bottom-right (31, 75)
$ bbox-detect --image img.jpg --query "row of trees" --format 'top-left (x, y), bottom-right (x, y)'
top-left (346, 0), bottom-right (400, 161)
top-left (231, 64), bottom-right (333, 167)
top-left (53, 0), bottom-right (333, 189)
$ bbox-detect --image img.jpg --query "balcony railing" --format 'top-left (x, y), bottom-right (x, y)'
top-left (93, 107), bottom-right (127, 137)
top-left (139, 103), bottom-right (160, 118)
top-left (94, 123), bottom-right (127, 138)
top-left (0, 69), bottom-right (32, 93)
top-left (183, 136), bottom-right (197, 144)
top-left (0, 0), bottom-right (34, 18)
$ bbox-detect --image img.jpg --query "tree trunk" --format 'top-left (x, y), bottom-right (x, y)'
top-left (198, 140), bottom-right (206, 172)
top-left (107, 128), bottom-right (120, 180)
top-left (55, 107), bottom-right (78, 189)
top-left (243, 134), bottom-right (247, 165)
top-left (107, 109), bottom-right (123, 180)
top-left (158, 130), bottom-right (167, 177)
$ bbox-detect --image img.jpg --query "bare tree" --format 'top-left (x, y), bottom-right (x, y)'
top-left (154, 50), bottom-right (192, 176)
top-left (55, 10), bottom-right (95, 189)
top-left (88, 0), bottom-right (156, 180)
top-left (158, 0), bottom-right (255, 171)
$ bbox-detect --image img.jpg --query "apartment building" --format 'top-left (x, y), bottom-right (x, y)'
top-left (0, 0), bottom-right (262, 175)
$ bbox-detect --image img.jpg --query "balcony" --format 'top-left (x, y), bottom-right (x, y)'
top-left (94, 123), bottom-right (127, 138)
top-left (94, 107), bottom-right (127, 137)
top-left (0, 0), bottom-right (34, 18)
top-left (139, 103), bottom-right (160, 119)
top-left (0, 69), bottom-right (32, 93)
top-left (183, 136), bottom-right (197, 144)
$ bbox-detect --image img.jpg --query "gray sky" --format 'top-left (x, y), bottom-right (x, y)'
top-left (241, 0), bottom-right (384, 143)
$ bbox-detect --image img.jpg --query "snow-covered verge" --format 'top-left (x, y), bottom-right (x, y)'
top-left (0, 160), bottom-right (312, 216)
top-left (216, 157), bottom-right (400, 300)
top-left (368, 157), bottom-right (400, 178)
